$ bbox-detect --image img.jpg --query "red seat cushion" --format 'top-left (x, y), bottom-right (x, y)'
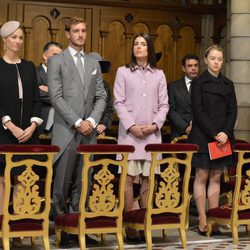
top-left (207, 206), bottom-right (250, 219)
top-left (0, 215), bottom-right (43, 231)
top-left (123, 208), bottom-right (180, 225)
top-left (55, 213), bottom-right (117, 228)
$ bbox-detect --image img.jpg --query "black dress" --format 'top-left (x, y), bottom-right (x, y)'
top-left (188, 70), bottom-right (237, 170)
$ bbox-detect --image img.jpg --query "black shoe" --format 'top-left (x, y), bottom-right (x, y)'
top-left (197, 228), bottom-right (207, 237)
top-left (211, 230), bottom-right (223, 236)
top-left (125, 235), bottom-right (141, 244)
top-left (86, 235), bottom-right (98, 245)
top-left (59, 232), bottom-right (74, 248)
top-left (69, 234), bottom-right (78, 243)
top-left (139, 230), bottom-right (146, 243)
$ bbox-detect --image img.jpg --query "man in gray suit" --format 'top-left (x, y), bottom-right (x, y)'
top-left (47, 16), bottom-right (106, 225)
top-left (37, 42), bottom-right (62, 135)
top-left (168, 54), bottom-right (199, 141)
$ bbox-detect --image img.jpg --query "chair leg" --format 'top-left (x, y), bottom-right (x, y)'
top-left (42, 235), bottom-right (50, 250)
top-left (145, 229), bottom-right (152, 250)
top-left (116, 232), bottom-right (124, 250)
top-left (246, 224), bottom-right (250, 233)
top-left (55, 227), bottom-right (61, 247)
top-left (207, 221), bottom-right (213, 237)
top-left (3, 237), bottom-right (10, 250)
top-left (31, 236), bottom-right (36, 248)
top-left (162, 229), bottom-right (167, 240)
top-left (79, 234), bottom-right (86, 250)
top-left (232, 224), bottom-right (239, 245)
top-left (185, 195), bottom-right (192, 230)
top-left (179, 227), bottom-right (187, 248)
top-left (101, 233), bottom-right (106, 243)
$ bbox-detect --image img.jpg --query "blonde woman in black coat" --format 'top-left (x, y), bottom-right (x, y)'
top-left (188, 45), bottom-right (237, 235)
top-left (0, 21), bottom-right (42, 215)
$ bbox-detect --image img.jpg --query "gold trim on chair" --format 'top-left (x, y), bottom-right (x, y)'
top-left (0, 145), bottom-right (59, 250)
top-left (55, 144), bottom-right (134, 250)
top-left (123, 143), bottom-right (198, 249)
top-left (207, 143), bottom-right (250, 244)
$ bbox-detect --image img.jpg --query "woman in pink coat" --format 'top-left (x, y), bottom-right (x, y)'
top-left (114, 32), bottom-right (169, 242)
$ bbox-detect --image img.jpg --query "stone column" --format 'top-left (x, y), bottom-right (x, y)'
top-left (230, 0), bottom-right (250, 141)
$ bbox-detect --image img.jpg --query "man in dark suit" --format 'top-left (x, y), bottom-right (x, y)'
top-left (37, 42), bottom-right (62, 135)
top-left (168, 54), bottom-right (200, 141)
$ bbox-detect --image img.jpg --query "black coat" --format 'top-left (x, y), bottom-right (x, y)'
top-left (0, 58), bottom-right (41, 145)
top-left (167, 77), bottom-right (192, 140)
top-left (99, 80), bottom-right (114, 130)
top-left (188, 70), bottom-right (237, 153)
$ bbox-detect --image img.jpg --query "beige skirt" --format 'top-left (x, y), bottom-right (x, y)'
top-left (119, 160), bottom-right (160, 177)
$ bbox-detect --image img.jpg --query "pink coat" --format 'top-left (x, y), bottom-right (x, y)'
top-left (114, 65), bottom-right (169, 160)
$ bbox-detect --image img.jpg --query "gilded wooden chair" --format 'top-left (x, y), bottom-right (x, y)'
top-left (123, 143), bottom-right (199, 249)
top-left (0, 144), bottom-right (60, 250)
top-left (55, 144), bottom-right (134, 250)
top-left (220, 139), bottom-right (248, 205)
top-left (207, 143), bottom-right (250, 244)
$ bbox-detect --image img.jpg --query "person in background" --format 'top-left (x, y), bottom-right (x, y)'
top-left (88, 52), bottom-right (114, 136)
top-left (47, 16), bottom-right (106, 247)
top-left (168, 54), bottom-right (199, 141)
top-left (0, 20), bottom-right (43, 246)
top-left (114, 32), bottom-right (169, 242)
top-left (37, 41), bottom-right (62, 136)
top-left (188, 45), bottom-right (237, 236)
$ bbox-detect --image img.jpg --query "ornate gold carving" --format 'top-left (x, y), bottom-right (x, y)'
top-left (14, 165), bottom-right (41, 215)
top-left (89, 165), bottom-right (115, 212)
top-left (155, 161), bottom-right (180, 209)
top-left (239, 170), bottom-right (250, 209)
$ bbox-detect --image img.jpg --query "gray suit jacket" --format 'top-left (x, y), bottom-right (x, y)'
top-left (47, 48), bottom-right (106, 162)
top-left (167, 77), bottom-right (192, 140)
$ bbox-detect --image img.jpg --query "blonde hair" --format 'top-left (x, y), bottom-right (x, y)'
top-left (204, 45), bottom-right (224, 58)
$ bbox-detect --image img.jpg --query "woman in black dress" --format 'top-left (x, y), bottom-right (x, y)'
top-left (0, 21), bottom-right (42, 214)
top-left (188, 45), bottom-right (237, 235)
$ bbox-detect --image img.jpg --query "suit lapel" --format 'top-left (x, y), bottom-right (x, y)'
top-left (178, 78), bottom-right (191, 105)
top-left (63, 49), bottom-right (85, 96)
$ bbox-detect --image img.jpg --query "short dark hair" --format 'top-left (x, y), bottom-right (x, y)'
top-left (128, 32), bottom-right (157, 69)
top-left (65, 16), bottom-right (86, 32)
top-left (182, 54), bottom-right (200, 66)
top-left (43, 42), bottom-right (62, 53)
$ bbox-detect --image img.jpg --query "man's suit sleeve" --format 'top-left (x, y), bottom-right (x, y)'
top-left (87, 62), bottom-right (106, 124)
top-left (167, 82), bottom-right (189, 133)
top-left (36, 67), bottom-right (51, 105)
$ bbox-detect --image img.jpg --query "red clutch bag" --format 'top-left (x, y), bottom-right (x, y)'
top-left (208, 140), bottom-right (232, 160)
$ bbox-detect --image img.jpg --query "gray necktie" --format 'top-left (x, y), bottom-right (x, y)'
top-left (76, 52), bottom-right (84, 84)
